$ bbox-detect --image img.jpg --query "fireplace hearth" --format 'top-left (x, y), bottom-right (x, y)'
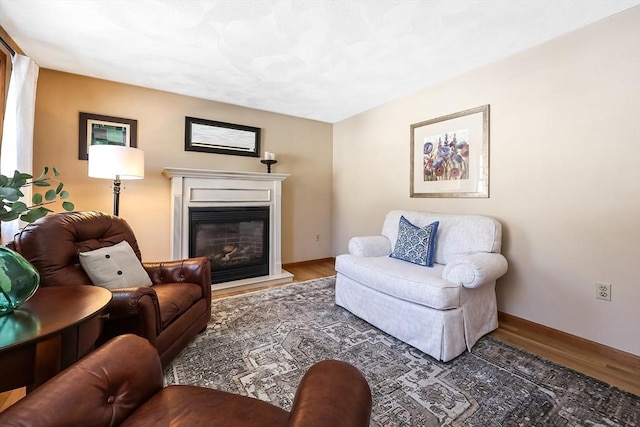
top-left (190, 207), bottom-right (269, 284)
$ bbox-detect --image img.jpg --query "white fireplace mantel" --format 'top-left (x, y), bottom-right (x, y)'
top-left (163, 167), bottom-right (292, 293)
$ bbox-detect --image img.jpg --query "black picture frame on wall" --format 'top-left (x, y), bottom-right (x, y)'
top-left (78, 112), bottom-right (138, 160)
top-left (185, 116), bottom-right (261, 157)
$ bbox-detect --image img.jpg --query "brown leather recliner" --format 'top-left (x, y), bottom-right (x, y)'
top-left (9, 211), bottom-right (211, 367)
top-left (0, 334), bottom-right (372, 427)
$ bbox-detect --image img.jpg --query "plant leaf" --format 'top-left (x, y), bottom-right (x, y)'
top-left (60, 190), bottom-right (70, 199)
top-left (20, 207), bottom-right (52, 223)
top-left (0, 187), bottom-right (20, 201)
top-left (62, 201), bottom-right (75, 211)
top-left (13, 170), bottom-right (32, 180)
top-left (9, 171), bottom-right (29, 187)
top-left (44, 189), bottom-right (57, 201)
top-left (32, 193), bottom-right (43, 205)
top-left (0, 211), bottom-right (20, 221)
top-left (10, 201), bottom-right (28, 214)
top-left (34, 167), bottom-right (48, 181)
top-left (53, 167), bottom-right (60, 176)
top-left (56, 182), bottom-right (64, 194)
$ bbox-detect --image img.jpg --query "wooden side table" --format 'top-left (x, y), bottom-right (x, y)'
top-left (0, 286), bottom-right (112, 392)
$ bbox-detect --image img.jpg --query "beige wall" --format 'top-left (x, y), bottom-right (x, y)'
top-left (33, 71), bottom-right (333, 264)
top-left (333, 8), bottom-right (640, 355)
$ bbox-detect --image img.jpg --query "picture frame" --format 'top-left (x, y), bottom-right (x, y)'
top-left (185, 117), bottom-right (261, 157)
top-left (78, 112), bottom-right (137, 160)
top-left (410, 105), bottom-right (490, 198)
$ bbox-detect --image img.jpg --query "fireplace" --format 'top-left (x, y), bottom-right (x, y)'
top-left (190, 207), bottom-right (269, 284)
top-left (163, 168), bottom-right (293, 293)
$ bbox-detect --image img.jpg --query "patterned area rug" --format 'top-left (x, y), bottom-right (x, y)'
top-left (164, 276), bottom-right (639, 426)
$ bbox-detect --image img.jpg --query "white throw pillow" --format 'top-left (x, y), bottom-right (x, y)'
top-left (79, 240), bottom-right (152, 289)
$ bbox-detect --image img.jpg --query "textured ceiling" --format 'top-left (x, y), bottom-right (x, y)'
top-left (1, 1), bottom-right (638, 123)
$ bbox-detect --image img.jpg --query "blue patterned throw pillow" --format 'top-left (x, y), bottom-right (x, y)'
top-left (389, 216), bottom-right (439, 267)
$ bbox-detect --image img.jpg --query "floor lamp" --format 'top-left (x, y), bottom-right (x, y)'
top-left (88, 145), bottom-right (144, 216)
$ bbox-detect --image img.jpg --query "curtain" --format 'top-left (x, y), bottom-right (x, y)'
top-left (1, 53), bottom-right (39, 243)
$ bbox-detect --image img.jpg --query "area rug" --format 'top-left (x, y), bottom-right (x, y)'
top-left (164, 276), bottom-right (639, 426)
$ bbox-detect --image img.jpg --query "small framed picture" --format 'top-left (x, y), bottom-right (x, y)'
top-left (79, 112), bottom-right (138, 160)
top-left (185, 116), bottom-right (260, 157)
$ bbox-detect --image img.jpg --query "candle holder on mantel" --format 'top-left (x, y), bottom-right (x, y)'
top-left (260, 159), bottom-right (278, 173)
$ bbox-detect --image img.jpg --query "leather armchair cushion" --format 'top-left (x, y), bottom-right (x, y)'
top-left (154, 282), bottom-right (204, 328)
top-left (120, 386), bottom-right (289, 427)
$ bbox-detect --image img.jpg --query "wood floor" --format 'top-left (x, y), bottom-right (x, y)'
top-left (2, 258), bottom-right (637, 412)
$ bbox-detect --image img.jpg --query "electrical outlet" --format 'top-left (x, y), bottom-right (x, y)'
top-left (596, 282), bottom-right (611, 301)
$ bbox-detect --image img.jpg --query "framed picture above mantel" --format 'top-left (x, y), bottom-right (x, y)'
top-left (185, 116), bottom-right (261, 157)
top-left (78, 112), bottom-right (137, 160)
top-left (410, 105), bottom-right (490, 198)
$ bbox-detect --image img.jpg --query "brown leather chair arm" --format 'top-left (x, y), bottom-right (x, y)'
top-left (106, 287), bottom-right (162, 341)
top-left (144, 257), bottom-right (212, 303)
top-left (288, 360), bottom-right (372, 427)
top-left (0, 335), bottom-right (163, 427)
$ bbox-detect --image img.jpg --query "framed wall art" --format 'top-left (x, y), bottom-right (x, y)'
top-left (410, 105), bottom-right (489, 198)
top-left (78, 112), bottom-right (137, 160)
top-left (185, 116), bottom-right (261, 157)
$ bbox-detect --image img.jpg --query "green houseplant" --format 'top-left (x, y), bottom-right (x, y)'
top-left (0, 167), bottom-right (74, 223)
top-left (0, 167), bottom-right (75, 315)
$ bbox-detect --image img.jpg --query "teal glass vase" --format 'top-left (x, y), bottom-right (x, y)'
top-left (0, 246), bottom-right (40, 316)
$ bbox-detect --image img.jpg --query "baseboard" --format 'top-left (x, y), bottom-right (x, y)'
top-left (498, 312), bottom-right (640, 369)
top-left (282, 257), bottom-right (335, 269)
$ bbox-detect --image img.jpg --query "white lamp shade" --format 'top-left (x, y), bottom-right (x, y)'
top-left (88, 145), bottom-right (144, 180)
